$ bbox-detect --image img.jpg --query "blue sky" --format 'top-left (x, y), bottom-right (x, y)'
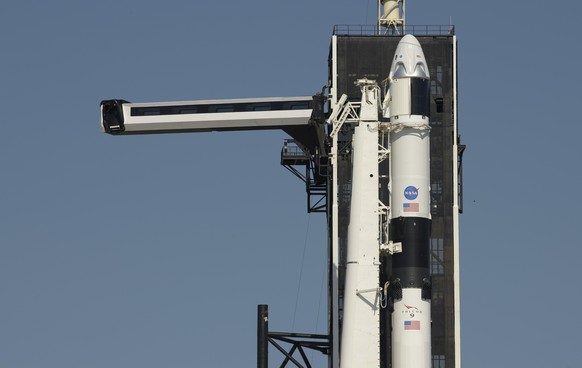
top-left (1, 1), bottom-right (581, 367)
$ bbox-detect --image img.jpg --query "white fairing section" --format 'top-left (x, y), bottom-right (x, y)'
top-left (340, 86), bottom-right (380, 368)
top-left (392, 289), bottom-right (431, 368)
top-left (390, 116), bottom-right (431, 219)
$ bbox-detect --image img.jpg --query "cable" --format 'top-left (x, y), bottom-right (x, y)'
top-left (314, 252), bottom-right (327, 333)
top-left (311, 251), bottom-right (327, 363)
top-left (291, 214), bottom-right (311, 332)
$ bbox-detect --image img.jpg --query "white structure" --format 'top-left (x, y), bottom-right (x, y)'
top-left (379, 0), bottom-right (405, 33)
top-left (337, 79), bottom-right (382, 368)
top-left (385, 34), bottom-right (432, 368)
top-left (100, 96), bottom-right (314, 134)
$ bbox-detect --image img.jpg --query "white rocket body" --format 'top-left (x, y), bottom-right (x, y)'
top-left (385, 35), bottom-right (432, 368)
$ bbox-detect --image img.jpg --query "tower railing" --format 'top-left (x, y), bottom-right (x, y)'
top-left (333, 24), bottom-right (455, 36)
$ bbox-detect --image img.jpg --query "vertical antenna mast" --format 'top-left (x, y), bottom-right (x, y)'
top-left (378, 0), bottom-right (405, 34)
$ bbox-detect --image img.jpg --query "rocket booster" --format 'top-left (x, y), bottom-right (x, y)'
top-left (384, 35), bottom-right (432, 368)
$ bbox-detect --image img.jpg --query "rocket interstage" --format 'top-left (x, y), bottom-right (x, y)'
top-left (384, 34), bottom-right (432, 368)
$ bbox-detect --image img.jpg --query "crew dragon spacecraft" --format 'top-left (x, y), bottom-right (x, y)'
top-left (100, 1), bottom-right (462, 367)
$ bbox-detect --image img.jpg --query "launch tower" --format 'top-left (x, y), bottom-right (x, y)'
top-left (99, 2), bottom-right (463, 367)
top-left (327, 27), bottom-right (462, 368)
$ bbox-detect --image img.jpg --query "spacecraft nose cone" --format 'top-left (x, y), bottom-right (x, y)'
top-left (399, 34), bottom-right (421, 47)
top-left (389, 35), bottom-right (430, 80)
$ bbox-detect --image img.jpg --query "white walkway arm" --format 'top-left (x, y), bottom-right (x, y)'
top-left (101, 96), bottom-right (315, 135)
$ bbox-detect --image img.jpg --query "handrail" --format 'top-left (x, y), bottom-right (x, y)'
top-left (333, 24), bottom-right (455, 36)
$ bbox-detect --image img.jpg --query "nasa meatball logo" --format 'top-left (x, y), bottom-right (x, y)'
top-left (404, 186), bottom-right (419, 200)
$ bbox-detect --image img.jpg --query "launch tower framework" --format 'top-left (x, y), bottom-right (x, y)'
top-left (322, 26), bottom-right (463, 368)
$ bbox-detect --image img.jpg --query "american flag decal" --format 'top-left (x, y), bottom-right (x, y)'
top-left (403, 203), bottom-right (419, 212)
top-left (404, 320), bottom-right (420, 330)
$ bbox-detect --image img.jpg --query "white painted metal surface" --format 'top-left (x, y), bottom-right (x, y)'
top-left (379, 0), bottom-right (405, 31)
top-left (390, 117), bottom-right (431, 219)
top-left (329, 34), bottom-right (340, 368)
top-left (382, 0), bottom-right (401, 20)
top-left (387, 35), bottom-right (432, 368)
top-left (452, 35), bottom-right (462, 368)
top-left (392, 289), bottom-right (431, 368)
top-left (339, 81), bottom-right (381, 368)
top-left (388, 35), bottom-right (430, 81)
top-left (121, 109), bottom-right (311, 133)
